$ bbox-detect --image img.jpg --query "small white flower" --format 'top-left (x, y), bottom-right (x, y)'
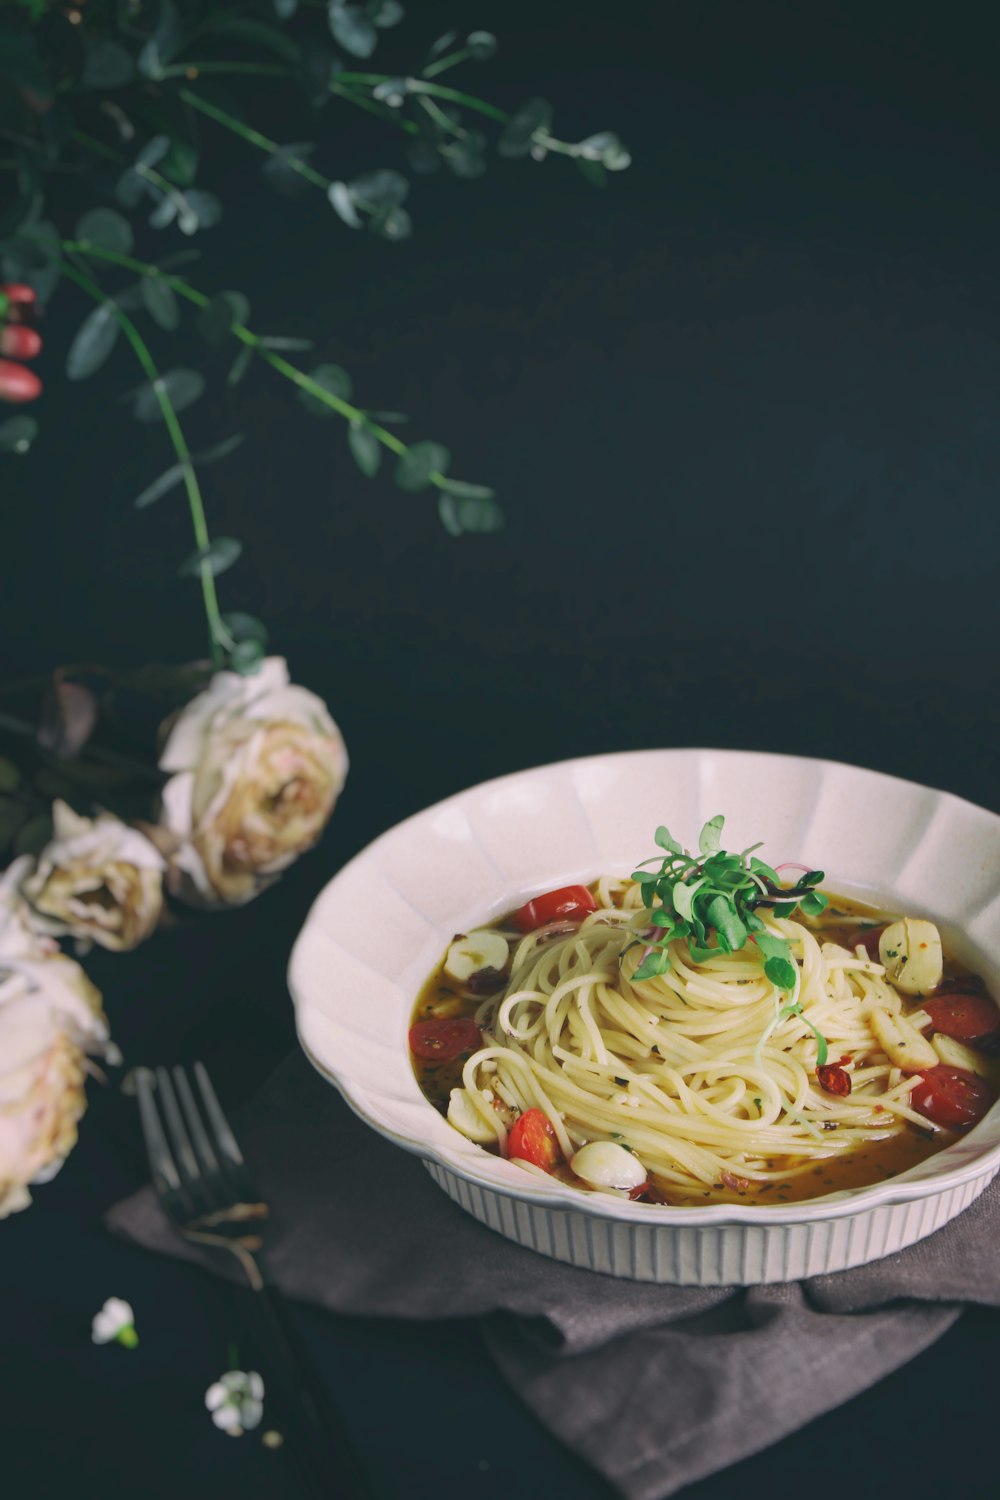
top-left (91, 1297), bottom-right (138, 1347)
top-left (205, 1369), bottom-right (265, 1437)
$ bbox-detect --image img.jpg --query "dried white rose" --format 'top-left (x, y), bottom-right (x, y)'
top-left (23, 801), bottom-right (165, 952)
top-left (159, 657), bottom-right (348, 906)
top-left (0, 858), bottom-right (114, 1219)
top-left (91, 1296), bottom-right (138, 1347)
top-left (205, 1370), bottom-right (265, 1436)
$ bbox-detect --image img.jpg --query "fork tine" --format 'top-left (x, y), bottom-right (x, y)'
top-left (173, 1066), bottom-right (222, 1179)
top-left (193, 1061), bottom-right (246, 1167)
top-left (156, 1066), bottom-right (215, 1215)
top-left (136, 1069), bottom-right (183, 1201)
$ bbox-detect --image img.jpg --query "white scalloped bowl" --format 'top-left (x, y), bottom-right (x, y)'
top-left (289, 749), bottom-right (1000, 1284)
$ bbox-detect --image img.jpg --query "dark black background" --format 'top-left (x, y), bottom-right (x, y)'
top-left (4, 2), bottom-right (1000, 1496)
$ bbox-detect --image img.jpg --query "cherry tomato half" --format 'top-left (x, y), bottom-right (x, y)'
top-left (922, 992), bottom-right (1000, 1044)
top-left (507, 1107), bottom-right (561, 1170)
top-left (911, 1065), bottom-right (996, 1129)
top-left (514, 884), bottom-right (597, 932)
top-left (408, 1016), bottom-right (481, 1062)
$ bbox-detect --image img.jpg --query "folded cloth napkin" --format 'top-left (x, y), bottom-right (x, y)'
top-left (107, 1051), bottom-right (1000, 1499)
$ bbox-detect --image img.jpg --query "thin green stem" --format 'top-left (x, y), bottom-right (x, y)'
top-left (58, 262), bottom-right (227, 666)
top-left (338, 74), bottom-right (510, 125)
top-left (417, 95), bottom-right (465, 139)
top-left (161, 61), bottom-right (288, 78)
top-left (421, 47), bottom-right (472, 80)
top-left (329, 80), bottom-right (419, 134)
top-left (178, 87), bottom-right (332, 192)
top-left (72, 128), bottom-right (122, 164)
top-left (60, 242), bottom-right (412, 462)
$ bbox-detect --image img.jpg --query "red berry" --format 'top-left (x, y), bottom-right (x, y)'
top-left (0, 360), bottom-right (42, 403)
top-left (0, 326), bottom-right (41, 360)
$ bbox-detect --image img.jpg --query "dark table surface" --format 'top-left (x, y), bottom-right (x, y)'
top-left (5, 2), bottom-right (1000, 1495)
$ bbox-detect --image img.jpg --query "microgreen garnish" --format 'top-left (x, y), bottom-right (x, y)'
top-left (628, 815), bottom-right (828, 993)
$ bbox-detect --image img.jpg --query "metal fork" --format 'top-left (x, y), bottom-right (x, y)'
top-left (137, 1062), bottom-right (372, 1498)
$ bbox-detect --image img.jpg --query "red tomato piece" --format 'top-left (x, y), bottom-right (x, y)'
top-left (922, 992), bottom-right (1000, 1044)
top-left (408, 1016), bottom-right (481, 1062)
top-left (514, 884), bottom-right (597, 932)
top-left (507, 1108), bottom-right (561, 1170)
top-left (911, 1066), bottom-right (996, 1129)
top-left (845, 925), bottom-right (885, 960)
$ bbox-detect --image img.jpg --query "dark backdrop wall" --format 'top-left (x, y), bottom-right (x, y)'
top-left (5, 6), bottom-right (1000, 1499)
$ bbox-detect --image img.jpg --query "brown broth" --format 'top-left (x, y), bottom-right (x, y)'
top-left (410, 885), bottom-right (995, 1207)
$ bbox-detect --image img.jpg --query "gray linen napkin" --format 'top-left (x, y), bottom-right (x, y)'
top-left (107, 1051), bottom-right (1000, 1499)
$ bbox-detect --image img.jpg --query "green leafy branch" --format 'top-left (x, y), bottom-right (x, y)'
top-left (628, 816), bottom-right (828, 990)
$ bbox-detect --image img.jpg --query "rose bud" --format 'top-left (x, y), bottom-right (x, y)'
top-left (23, 802), bottom-right (165, 953)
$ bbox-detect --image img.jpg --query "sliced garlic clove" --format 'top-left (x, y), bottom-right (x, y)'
top-left (878, 919), bottom-right (943, 996)
top-left (444, 930), bottom-right (509, 983)
top-left (870, 1004), bottom-right (940, 1072)
top-left (570, 1139), bottom-right (647, 1190)
top-left (446, 1087), bottom-right (497, 1144)
top-left (932, 1034), bottom-right (998, 1082)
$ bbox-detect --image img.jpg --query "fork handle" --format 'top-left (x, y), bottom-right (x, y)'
top-left (235, 1279), bottom-right (373, 1499)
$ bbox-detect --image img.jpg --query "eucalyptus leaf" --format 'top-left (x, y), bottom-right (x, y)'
top-left (227, 345), bottom-right (255, 386)
top-left (576, 158), bottom-right (607, 188)
top-left (262, 143), bottom-right (317, 197)
top-left (372, 0), bottom-right (405, 26)
top-left (349, 169), bottom-right (409, 207)
top-left (328, 4), bottom-right (377, 58)
top-left (347, 423), bottom-right (381, 477)
top-left (177, 190), bottom-right (223, 236)
top-left (299, 363), bottom-right (353, 415)
top-left (193, 434), bottom-right (245, 465)
top-left (498, 97), bottom-right (554, 158)
top-left (373, 78), bottom-right (408, 107)
top-left (0, 758), bottom-right (20, 794)
top-left (134, 464), bottom-right (185, 509)
top-left (149, 196), bottom-right (178, 230)
top-left (442, 132), bottom-right (487, 179)
top-left (137, 0), bottom-right (182, 79)
top-left (467, 31), bottom-right (497, 60)
top-left (428, 30), bottom-right (458, 59)
top-left (0, 417), bottom-right (38, 454)
top-left (221, 611), bottom-right (269, 645)
top-left (230, 639), bottom-right (265, 675)
top-left (395, 440), bottom-right (450, 492)
top-left (66, 303), bottom-right (120, 381)
top-left (131, 369), bottom-right (205, 422)
top-left (297, 42), bottom-right (340, 107)
top-left (135, 135), bottom-right (171, 171)
top-left (369, 205), bottom-right (412, 241)
top-left (179, 537), bottom-right (243, 579)
top-left (437, 494), bottom-right (504, 535)
top-left (141, 275), bottom-right (179, 330)
top-left (275, 0), bottom-right (298, 15)
top-left (435, 477), bottom-right (495, 500)
top-left (81, 39), bottom-right (135, 90)
top-left (116, 169), bottom-right (149, 209)
top-left (197, 290), bottom-right (251, 344)
top-left (406, 137), bottom-right (441, 175)
top-left (328, 181), bottom-right (362, 228)
top-left (75, 207), bottom-right (134, 255)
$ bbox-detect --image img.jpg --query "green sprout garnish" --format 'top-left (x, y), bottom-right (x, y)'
top-left (627, 815), bottom-right (828, 992)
